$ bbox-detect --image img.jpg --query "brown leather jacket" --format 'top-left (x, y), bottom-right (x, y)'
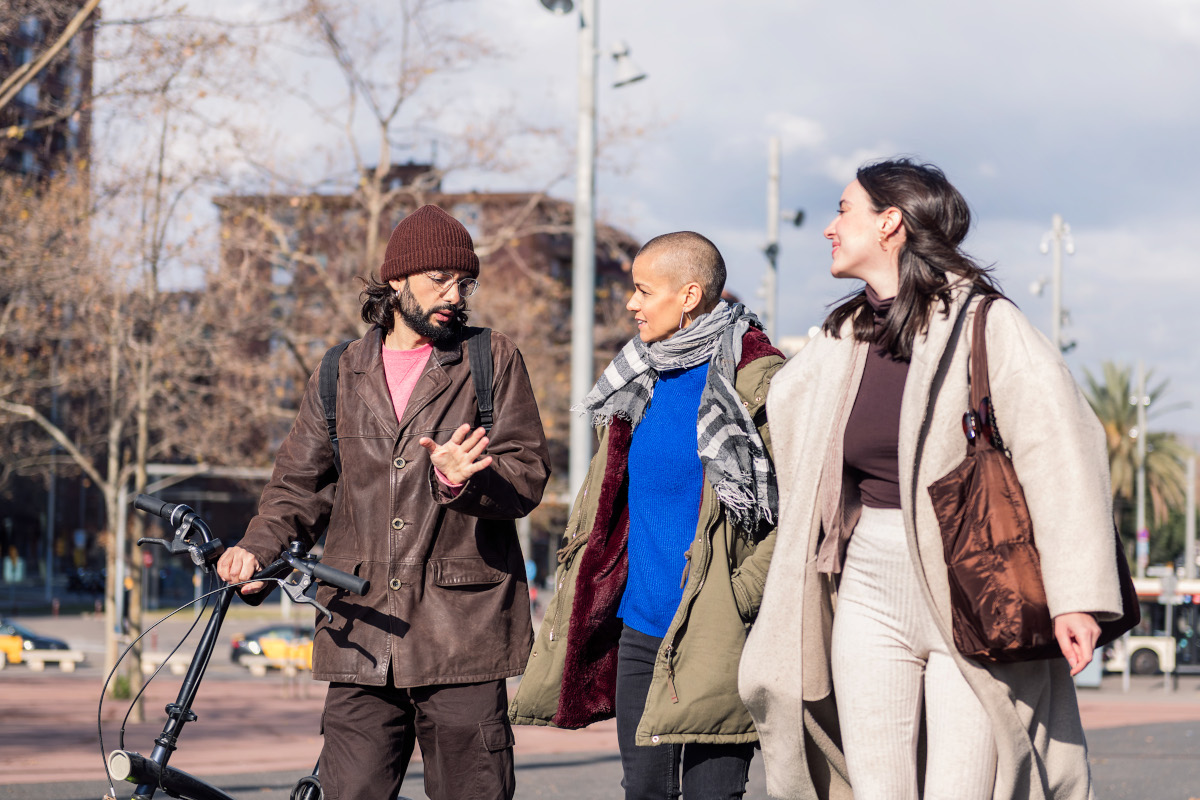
top-left (238, 325), bottom-right (550, 687)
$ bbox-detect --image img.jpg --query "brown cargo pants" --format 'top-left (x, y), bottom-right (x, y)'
top-left (318, 676), bottom-right (515, 800)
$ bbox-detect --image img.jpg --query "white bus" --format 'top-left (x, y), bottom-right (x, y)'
top-left (1102, 576), bottom-right (1200, 675)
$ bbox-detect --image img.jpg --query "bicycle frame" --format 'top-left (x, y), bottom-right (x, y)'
top-left (108, 584), bottom-right (244, 800)
top-left (104, 495), bottom-right (359, 800)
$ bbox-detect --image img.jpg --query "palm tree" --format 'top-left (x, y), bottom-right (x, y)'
top-left (1081, 362), bottom-right (1192, 554)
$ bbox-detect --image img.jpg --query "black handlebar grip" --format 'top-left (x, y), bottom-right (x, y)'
top-left (310, 562), bottom-right (370, 596)
top-left (133, 494), bottom-right (173, 519)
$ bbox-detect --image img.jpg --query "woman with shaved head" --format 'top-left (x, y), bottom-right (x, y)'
top-left (511, 231), bottom-right (786, 799)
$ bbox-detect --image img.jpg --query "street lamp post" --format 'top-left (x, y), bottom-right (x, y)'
top-left (1132, 359), bottom-right (1150, 578)
top-left (1037, 214), bottom-right (1075, 352)
top-left (568, 0), bottom-right (597, 502)
top-left (542, 0), bottom-right (644, 499)
top-left (761, 136), bottom-right (802, 340)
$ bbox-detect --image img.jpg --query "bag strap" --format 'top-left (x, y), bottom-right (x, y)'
top-left (967, 295), bottom-right (1010, 454)
top-left (319, 340), bottom-right (354, 476)
top-left (969, 295), bottom-right (997, 412)
top-left (467, 327), bottom-right (494, 434)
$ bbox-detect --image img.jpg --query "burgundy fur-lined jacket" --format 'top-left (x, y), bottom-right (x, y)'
top-left (509, 330), bottom-right (784, 745)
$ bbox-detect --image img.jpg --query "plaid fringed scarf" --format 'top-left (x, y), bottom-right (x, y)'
top-left (576, 301), bottom-right (777, 536)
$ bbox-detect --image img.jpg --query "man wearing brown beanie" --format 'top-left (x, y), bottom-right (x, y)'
top-left (218, 204), bottom-right (550, 800)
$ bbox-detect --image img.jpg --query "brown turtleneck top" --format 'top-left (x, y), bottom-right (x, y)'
top-left (843, 286), bottom-right (910, 509)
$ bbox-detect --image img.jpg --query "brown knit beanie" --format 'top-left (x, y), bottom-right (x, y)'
top-left (379, 205), bottom-right (480, 281)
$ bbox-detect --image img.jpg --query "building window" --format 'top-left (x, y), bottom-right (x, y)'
top-left (18, 82), bottom-right (39, 106)
top-left (19, 17), bottom-right (41, 40)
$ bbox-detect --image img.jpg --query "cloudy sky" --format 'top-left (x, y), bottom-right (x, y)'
top-left (453, 0), bottom-right (1200, 435)
top-left (104, 0), bottom-right (1200, 435)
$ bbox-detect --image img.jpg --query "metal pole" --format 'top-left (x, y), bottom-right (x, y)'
top-left (1050, 213), bottom-right (1063, 352)
top-left (568, 0), bottom-right (598, 501)
top-left (1135, 359), bottom-right (1148, 579)
top-left (1186, 455), bottom-right (1196, 580)
top-left (765, 137), bottom-right (780, 339)
top-left (114, 483), bottom-right (128, 633)
top-left (46, 354), bottom-right (59, 603)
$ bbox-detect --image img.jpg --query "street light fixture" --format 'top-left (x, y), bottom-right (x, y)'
top-left (611, 42), bottom-right (646, 87)
top-left (540, 0), bottom-right (645, 500)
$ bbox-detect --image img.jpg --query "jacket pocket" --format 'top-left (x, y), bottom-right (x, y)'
top-left (429, 557), bottom-right (507, 587)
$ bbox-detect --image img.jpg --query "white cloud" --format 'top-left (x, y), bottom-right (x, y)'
top-left (821, 144), bottom-right (899, 185)
top-left (764, 112), bottom-right (826, 152)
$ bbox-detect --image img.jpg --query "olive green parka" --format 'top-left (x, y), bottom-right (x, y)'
top-left (509, 330), bottom-right (784, 745)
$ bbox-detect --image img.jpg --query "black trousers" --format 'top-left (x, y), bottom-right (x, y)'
top-left (616, 626), bottom-right (754, 800)
top-left (319, 674), bottom-right (514, 800)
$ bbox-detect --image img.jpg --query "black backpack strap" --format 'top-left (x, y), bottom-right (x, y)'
top-left (467, 327), bottom-right (494, 434)
top-left (319, 340), bottom-right (354, 475)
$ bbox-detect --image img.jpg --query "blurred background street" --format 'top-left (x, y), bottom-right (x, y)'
top-left (3, 608), bottom-right (1200, 799)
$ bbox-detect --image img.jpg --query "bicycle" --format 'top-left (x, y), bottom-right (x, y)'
top-left (101, 493), bottom-right (369, 800)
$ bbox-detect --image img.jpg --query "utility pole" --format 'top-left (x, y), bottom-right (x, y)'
top-left (567, 0), bottom-right (598, 501)
top-left (1134, 359), bottom-right (1149, 578)
top-left (763, 137), bottom-right (781, 339)
top-left (1038, 214), bottom-right (1074, 352)
top-left (760, 137), bottom-right (803, 339)
top-left (1186, 455), bottom-right (1196, 580)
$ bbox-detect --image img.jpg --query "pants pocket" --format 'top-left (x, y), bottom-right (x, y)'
top-left (479, 718), bottom-right (515, 752)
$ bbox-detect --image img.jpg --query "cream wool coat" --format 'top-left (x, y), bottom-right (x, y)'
top-left (738, 286), bottom-right (1124, 800)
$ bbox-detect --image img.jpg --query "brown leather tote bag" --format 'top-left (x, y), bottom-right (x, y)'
top-left (928, 295), bottom-right (1139, 663)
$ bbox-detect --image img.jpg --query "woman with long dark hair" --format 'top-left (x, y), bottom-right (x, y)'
top-left (739, 159), bottom-right (1125, 799)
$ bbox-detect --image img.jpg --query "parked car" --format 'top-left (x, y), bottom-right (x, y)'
top-left (230, 624), bottom-right (314, 665)
top-left (0, 618), bottom-right (70, 664)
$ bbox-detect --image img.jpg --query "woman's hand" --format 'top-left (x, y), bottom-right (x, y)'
top-left (419, 424), bottom-right (493, 486)
top-left (1053, 612), bottom-right (1101, 676)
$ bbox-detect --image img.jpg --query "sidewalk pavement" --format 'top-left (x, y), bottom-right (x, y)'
top-left (4, 612), bottom-right (1200, 789)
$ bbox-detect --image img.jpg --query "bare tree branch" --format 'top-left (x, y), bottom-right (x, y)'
top-left (0, 0), bottom-right (101, 116)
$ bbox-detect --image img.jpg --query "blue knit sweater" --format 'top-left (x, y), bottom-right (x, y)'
top-left (618, 363), bottom-right (709, 638)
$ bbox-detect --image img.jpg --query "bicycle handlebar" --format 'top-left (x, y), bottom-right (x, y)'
top-left (310, 561), bottom-right (370, 596)
top-left (133, 494), bottom-right (192, 528)
top-left (250, 553), bottom-right (369, 597)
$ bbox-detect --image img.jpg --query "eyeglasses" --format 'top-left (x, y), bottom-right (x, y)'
top-left (423, 272), bottom-right (479, 298)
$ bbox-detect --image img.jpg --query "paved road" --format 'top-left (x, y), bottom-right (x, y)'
top-left (3, 611), bottom-right (1200, 799)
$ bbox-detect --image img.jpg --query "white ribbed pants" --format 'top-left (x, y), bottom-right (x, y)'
top-left (830, 506), bottom-right (997, 800)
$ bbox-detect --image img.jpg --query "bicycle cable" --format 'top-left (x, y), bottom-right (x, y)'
top-left (98, 577), bottom-right (277, 798)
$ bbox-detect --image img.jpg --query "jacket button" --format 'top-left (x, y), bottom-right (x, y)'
top-left (391, 518), bottom-right (405, 530)
top-left (388, 578), bottom-right (402, 590)
top-left (393, 457), bottom-right (406, 469)
top-left (651, 735), bottom-right (660, 743)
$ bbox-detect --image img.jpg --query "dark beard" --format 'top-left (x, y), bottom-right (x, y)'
top-left (394, 282), bottom-right (467, 344)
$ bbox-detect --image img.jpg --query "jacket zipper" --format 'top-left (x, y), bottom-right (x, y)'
top-left (664, 644), bottom-right (679, 703)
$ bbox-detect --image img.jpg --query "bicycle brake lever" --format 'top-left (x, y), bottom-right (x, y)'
top-left (138, 536), bottom-right (190, 556)
top-left (280, 570), bottom-right (333, 622)
top-left (137, 518), bottom-right (225, 570)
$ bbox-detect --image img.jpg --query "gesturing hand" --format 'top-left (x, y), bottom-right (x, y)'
top-left (419, 424), bottom-right (493, 486)
top-left (1054, 612), bottom-right (1101, 676)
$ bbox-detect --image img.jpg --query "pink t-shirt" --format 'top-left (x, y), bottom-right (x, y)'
top-left (381, 342), bottom-right (462, 491)
top-left (381, 342), bottom-right (432, 421)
